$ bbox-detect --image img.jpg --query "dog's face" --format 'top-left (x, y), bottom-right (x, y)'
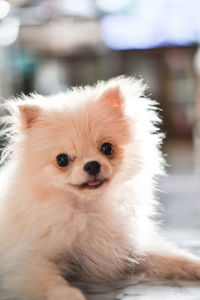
top-left (18, 86), bottom-right (133, 199)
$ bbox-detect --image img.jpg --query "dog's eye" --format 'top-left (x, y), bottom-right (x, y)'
top-left (56, 154), bottom-right (71, 167)
top-left (101, 143), bottom-right (114, 156)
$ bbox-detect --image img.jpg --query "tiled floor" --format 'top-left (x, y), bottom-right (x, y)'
top-left (76, 174), bottom-right (200, 299)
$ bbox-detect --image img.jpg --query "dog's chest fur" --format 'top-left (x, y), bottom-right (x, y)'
top-left (58, 204), bottom-right (136, 281)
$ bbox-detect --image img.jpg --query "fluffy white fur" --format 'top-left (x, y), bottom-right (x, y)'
top-left (0, 76), bottom-right (200, 300)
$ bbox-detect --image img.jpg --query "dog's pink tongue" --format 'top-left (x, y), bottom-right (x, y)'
top-left (87, 180), bottom-right (101, 186)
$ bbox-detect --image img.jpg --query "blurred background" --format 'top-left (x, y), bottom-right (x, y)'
top-left (0, 0), bottom-right (200, 238)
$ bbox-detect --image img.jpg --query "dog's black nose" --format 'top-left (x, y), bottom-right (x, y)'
top-left (84, 161), bottom-right (101, 176)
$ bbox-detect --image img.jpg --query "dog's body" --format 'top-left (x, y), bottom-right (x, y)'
top-left (0, 77), bottom-right (200, 300)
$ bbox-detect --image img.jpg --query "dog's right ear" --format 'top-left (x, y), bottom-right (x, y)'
top-left (18, 105), bottom-right (40, 130)
top-left (98, 86), bottom-right (123, 110)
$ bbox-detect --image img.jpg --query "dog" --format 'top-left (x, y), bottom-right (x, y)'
top-left (0, 76), bottom-right (200, 300)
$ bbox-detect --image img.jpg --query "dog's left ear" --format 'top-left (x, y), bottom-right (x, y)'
top-left (18, 104), bottom-right (40, 130)
top-left (98, 86), bottom-right (123, 109)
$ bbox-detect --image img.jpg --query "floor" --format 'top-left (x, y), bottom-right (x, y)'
top-left (75, 173), bottom-right (200, 300)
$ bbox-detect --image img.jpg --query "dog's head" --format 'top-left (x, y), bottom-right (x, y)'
top-left (2, 77), bottom-right (164, 200)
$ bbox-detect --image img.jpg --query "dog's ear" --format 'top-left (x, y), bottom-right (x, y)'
top-left (98, 86), bottom-right (123, 109)
top-left (18, 105), bottom-right (40, 129)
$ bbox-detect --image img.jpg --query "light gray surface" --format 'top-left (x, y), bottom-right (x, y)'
top-left (76, 174), bottom-right (200, 299)
top-left (82, 278), bottom-right (200, 300)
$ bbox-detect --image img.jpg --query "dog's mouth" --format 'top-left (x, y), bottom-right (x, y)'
top-left (71, 178), bottom-right (107, 190)
top-left (82, 179), bottom-right (105, 189)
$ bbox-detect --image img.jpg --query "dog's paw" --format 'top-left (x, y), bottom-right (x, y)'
top-left (183, 259), bottom-right (200, 280)
top-left (47, 286), bottom-right (86, 300)
top-left (140, 251), bottom-right (200, 280)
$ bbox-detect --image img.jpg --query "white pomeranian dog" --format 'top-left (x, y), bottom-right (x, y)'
top-left (0, 76), bottom-right (200, 300)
